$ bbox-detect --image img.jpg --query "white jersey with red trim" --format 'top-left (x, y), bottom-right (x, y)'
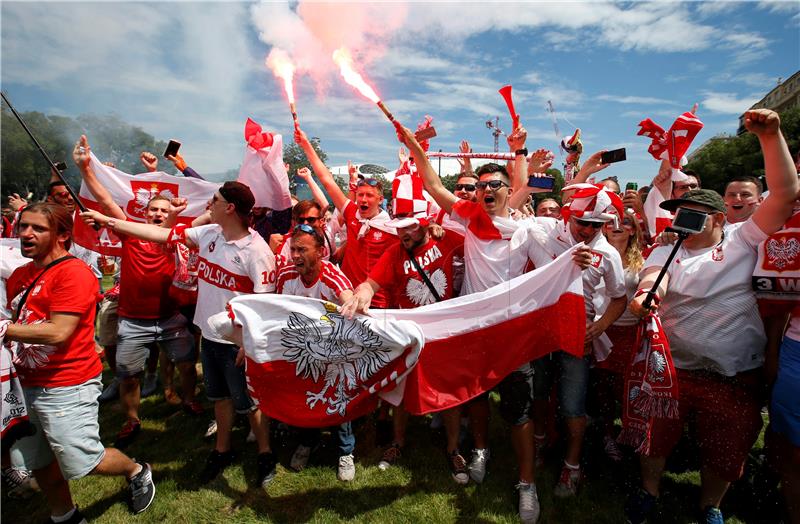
top-left (276, 260), bottom-right (352, 304)
top-left (534, 217), bottom-right (626, 319)
top-left (183, 224), bottom-right (276, 342)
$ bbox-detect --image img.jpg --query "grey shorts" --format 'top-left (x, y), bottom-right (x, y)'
top-left (12, 375), bottom-right (105, 479)
top-left (96, 296), bottom-right (119, 347)
top-left (116, 313), bottom-right (196, 378)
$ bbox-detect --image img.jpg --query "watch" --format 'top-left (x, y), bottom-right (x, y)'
top-left (515, 148), bottom-right (528, 157)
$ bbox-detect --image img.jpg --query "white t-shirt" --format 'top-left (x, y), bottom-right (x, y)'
top-left (593, 266), bottom-right (641, 327)
top-left (534, 217), bottom-right (626, 319)
top-left (276, 259), bottom-right (352, 304)
top-left (448, 200), bottom-right (552, 294)
top-left (183, 224), bottom-right (276, 343)
top-left (643, 218), bottom-right (768, 376)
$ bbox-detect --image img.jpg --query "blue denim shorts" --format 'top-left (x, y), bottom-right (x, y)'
top-left (12, 375), bottom-right (105, 479)
top-left (533, 352), bottom-right (590, 418)
top-left (116, 313), bottom-right (196, 377)
top-left (200, 337), bottom-right (255, 414)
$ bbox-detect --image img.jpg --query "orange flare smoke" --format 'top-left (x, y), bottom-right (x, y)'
top-left (266, 48), bottom-right (296, 104)
top-left (332, 47), bottom-right (380, 103)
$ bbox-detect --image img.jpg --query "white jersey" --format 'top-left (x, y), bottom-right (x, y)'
top-left (276, 260), bottom-right (352, 304)
top-left (449, 200), bottom-right (552, 295)
top-left (593, 266), bottom-right (641, 327)
top-left (0, 239), bottom-right (28, 319)
top-left (534, 217), bottom-right (626, 319)
top-left (643, 218), bottom-right (768, 376)
top-left (183, 224), bottom-right (276, 343)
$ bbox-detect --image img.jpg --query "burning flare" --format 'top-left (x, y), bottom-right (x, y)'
top-left (266, 48), bottom-right (296, 103)
top-left (332, 47), bottom-right (380, 103)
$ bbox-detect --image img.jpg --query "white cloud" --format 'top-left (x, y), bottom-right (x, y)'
top-left (700, 92), bottom-right (761, 114)
top-left (597, 95), bottom-right (677, 105)
top-left (695, 1), bottom-right (742, 16)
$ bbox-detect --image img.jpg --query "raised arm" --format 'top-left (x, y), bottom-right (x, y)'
top-left (294, 126), bottom-right (348, 212)
top-left (296, 167), bottom-right (329, 208)
top-left (395, 123), bottom-right (457, 213)
top-left (72, 135), bottom-right (126, 221)
top-left (747, 109), bottom-right (799, 234)
top-left (458, 140), bottom-right (474, 176)
top-left (79, 208), bottom-right (189, 246)
top-left (561, 150), bottom-right (609, 201)
top-left (340, 279), bottom-right (380, 319)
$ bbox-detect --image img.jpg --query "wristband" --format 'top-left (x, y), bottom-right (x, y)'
top-left (515, 148), bottom-right (528, 157)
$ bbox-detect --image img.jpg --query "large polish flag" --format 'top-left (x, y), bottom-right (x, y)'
top-left (72, 153), bottom-right (219, 255)
top-left (209, 246), bottom-right (585, 427)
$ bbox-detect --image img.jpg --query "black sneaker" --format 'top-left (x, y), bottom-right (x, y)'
top-left (45, 506), bottom-right (87, 524)
top-left (128, 462), bottom-right (155, 514)
top-left (625, 487), bottom-right (657, 524)
top-left (200, 449), bottom-right (235, 484)
top-left (256, 452), bottom-right (278, 489)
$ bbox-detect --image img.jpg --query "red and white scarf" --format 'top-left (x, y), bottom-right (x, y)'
top-left (618, 304), bottom-right (679, 455)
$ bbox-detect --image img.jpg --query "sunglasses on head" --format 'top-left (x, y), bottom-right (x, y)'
top-left (454, 183), bottom-right (476, 192)
top-left (357, 178), bottom-right (379, 187)
top-left (574, 218), bottom-right (605, 229)
top-left (293, 223), bottom-right (324, 241)
top-left (475, 180), bottom-right (508, 190)
top-left (296, 216), bottom-right (319, 225)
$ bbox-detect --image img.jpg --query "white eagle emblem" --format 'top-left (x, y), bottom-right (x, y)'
top-left (766, 237), bottom-right (800, 270)
top-left (405, 268), bottom-right (447, 306)
top-left (132, 187), bottom-right (175, 216)
top-left (647, 351), bottom-right (667, 382)
top-left (280, 306), bottom-right (392, 416)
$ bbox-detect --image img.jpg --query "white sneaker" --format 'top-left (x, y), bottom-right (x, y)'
top-left (468, 448), bottom-right (490, 484)
top-left (517, 482), bottom-right (540, 524)
top-left (204, 420), bottom-right (218, 439)
top-left (337, 454), bottom-right (355, 482)
top-left (290, 445), bottom-right (312, 471)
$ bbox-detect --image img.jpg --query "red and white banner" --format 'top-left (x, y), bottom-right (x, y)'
top-left (211, 247), bottom-right (585, 426)
top-left (237, 118), bottom-right (293, 211)
top-left (72, 153), bottom-right (219, 256)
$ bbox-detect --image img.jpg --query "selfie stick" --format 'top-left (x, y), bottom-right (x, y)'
top-left (1, 91), bottom-right (88, 213)
top-left (642, 229), bottom-right (690, 310)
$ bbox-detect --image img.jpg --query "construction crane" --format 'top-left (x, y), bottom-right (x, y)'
top-left (546, 100), bottom-right (562, 158)
top-left (485, 116), bottom-right (505, 152)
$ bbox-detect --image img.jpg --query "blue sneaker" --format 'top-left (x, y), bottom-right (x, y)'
top-left (702, 506), bottom-right (724, 524)
top-left (625, 487), bottom-right (657, 524)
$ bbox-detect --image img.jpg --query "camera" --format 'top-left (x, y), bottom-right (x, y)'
top-left (669, 207), bottom-right (709, 235)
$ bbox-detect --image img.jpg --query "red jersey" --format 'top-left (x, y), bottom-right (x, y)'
top-left (370, 233), bottom-right (464, 309)
top-left (340, 201), bottom-right (396, 308)
top-left (6, 258), bottom-right (102, 387)
top-left (117, 233), bottom-right (176, 319)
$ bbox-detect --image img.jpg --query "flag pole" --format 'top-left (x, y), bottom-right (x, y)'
top-left (1, 91), bottom-right (88, 212)
top-left (642, 230), bottom-right (689, 309)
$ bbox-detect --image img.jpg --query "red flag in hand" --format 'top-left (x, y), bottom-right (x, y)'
top-left (244, 118), bottom-right (274, 150)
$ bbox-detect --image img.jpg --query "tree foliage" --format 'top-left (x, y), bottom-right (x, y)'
top-left (1, 104), bottom-right (168, 202)
top-left (684, 106), bottom-right (800, 194)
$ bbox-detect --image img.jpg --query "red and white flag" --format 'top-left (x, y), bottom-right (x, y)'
top-left (237, 118), bottom-right (293, 211)
top-left (72, 153), bottom-right (219, 256)
top-left (209, 246), bottom-right (585, 426)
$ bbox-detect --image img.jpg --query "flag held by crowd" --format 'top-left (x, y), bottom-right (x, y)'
top-left (72, 153), bottom-right (219, 255)
top-left (211, 247), bottom-right (586, 426)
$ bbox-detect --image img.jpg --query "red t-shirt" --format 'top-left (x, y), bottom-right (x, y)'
top-left (6, 258), bottom-right (102, 387)
top-left (370, 233), bottom-right (464, 309)
top-left (118, 233), bottom-right (176, 319)
top-left (340, 201), bottom-right (396, 308)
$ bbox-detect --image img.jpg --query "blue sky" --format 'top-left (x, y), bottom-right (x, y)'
top-left (2, 1), bottom-right (799, 186)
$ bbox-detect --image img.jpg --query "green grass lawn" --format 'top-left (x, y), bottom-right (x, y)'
top-left (2, 366), bottom-right (784, 523)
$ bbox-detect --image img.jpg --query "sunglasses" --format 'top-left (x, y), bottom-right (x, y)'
top-left (211, 194), bottom-right (228, 204)
top-left (574, 218), bottom-right (604, 229)
top-left (357, 178), bottom-right (380, 187)
top-left (296, 216), bottom-right (319, 225)
top-left (475, 180), bottom-right (508, 191)
top-left (52, 191), bottom-right (71, 199)
top-left (454, 183), bottom-right (476, 192)
top-left (293, 223), bottom-right (324, 242)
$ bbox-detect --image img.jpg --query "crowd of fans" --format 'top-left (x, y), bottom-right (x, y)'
top-left (1, 107), bottom-right (798, 524)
